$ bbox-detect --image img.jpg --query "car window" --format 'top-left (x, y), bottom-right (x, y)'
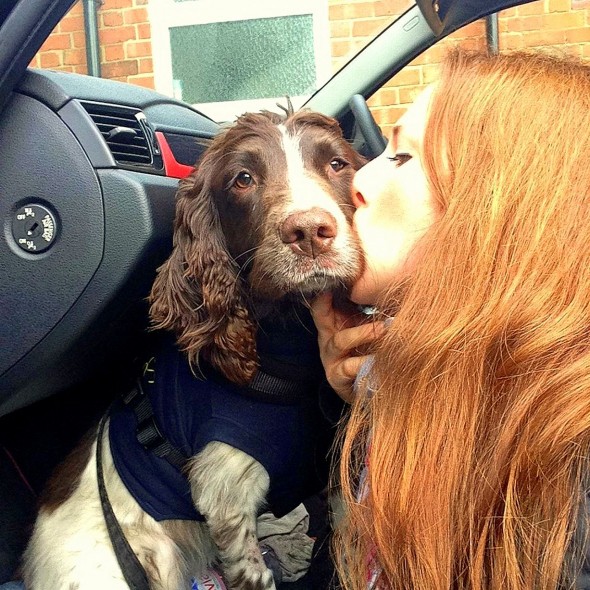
top-left (30, 0), bottom-right (415, 122)
top-left (369, 0), bottom-right (590, 138)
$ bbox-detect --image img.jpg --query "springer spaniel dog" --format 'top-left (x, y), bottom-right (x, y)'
top-left (22, 109), bottom-right (365, 590)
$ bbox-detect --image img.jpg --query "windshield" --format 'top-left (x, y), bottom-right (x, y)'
top-left (31, 0), bottom-right (415, 121)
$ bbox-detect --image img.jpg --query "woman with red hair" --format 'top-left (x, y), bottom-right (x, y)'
top-left (312, 49), bottom-right (590, 589)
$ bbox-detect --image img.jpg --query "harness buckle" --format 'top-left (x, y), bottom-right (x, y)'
top-left (136, 415), bottom-right (167, 454)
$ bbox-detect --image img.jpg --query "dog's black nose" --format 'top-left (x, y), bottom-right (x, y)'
top-left (280, 208), bottom-right (337, 258)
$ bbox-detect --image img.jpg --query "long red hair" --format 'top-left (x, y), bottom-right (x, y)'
top-left (336, 49), bottom-right (590, 590)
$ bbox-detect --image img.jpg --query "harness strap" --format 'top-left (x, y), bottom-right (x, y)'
top-left (96, 411), bottom-right (151, 590)
top-left (124, 380), bottom-right (188, 470)
top-left (247, 369), bottom-right (308, 404)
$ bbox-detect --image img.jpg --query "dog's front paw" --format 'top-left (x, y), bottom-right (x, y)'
top-left (189, 445), bottom-right (277, 590)
top-left (223, 560), bottom-right (276, 590)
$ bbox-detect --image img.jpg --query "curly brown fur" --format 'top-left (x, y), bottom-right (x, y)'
top-left (149, 167), bottom-right (258, 384)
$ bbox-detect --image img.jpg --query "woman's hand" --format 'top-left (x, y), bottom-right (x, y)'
top-left (310, 293), bottom-right (385, 403)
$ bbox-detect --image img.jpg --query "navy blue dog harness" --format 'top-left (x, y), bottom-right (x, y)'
top-left (108, 316), bottom-right (335, 522)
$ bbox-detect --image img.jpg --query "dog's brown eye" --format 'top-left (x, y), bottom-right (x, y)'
top-left (329, 158), bottom-right (347, 172)
top-left (233, 171), bottom-right (254, 189)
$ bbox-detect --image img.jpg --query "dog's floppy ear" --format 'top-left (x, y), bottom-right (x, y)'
top-left (149, 156), bottom-right (258, 385)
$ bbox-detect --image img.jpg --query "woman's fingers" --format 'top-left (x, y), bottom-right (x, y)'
top-left (332, 320), bottom-right (385, 357)
top-left (327, 355), bottom-right (369, 404)
top-left (311, 293), bottom-right (355, 333)
top-left (311, 293), bottom-right (386, 403)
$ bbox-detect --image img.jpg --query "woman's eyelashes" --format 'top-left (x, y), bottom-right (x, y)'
top-left (387, 153), bottom-right (412, 167)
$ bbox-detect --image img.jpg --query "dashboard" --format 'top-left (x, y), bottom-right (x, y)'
top-left (0, 69), bottom-right (220, 416)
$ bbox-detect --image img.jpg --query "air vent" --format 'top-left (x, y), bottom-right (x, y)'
top-left (81, 101), bottom-right (162, 172)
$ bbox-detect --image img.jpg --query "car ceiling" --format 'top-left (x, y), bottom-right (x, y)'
top-left (0, 0), bottom-right (18, 24)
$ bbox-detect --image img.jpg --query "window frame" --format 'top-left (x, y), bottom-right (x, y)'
top-left (148, 0), bottom-right (331, 120)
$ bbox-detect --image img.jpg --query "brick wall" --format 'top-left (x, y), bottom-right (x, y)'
top-left (31, 0), bottom-right (590, 133)
top-left (328, 0), bottom-right (411, 71)
top-left (29, 0), bottom-right (154, 89)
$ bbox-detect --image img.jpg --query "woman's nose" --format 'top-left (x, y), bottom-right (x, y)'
top-left (351, 188), bottom-right (366, 209)
top-left (351, 157), bottom-right (377, 208)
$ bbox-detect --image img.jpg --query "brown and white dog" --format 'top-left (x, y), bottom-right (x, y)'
top-left (22, 109), bottom-right (365, 590)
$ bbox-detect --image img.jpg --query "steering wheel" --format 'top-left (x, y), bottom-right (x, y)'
top-left (349, 94), bottom-right (387, 159)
